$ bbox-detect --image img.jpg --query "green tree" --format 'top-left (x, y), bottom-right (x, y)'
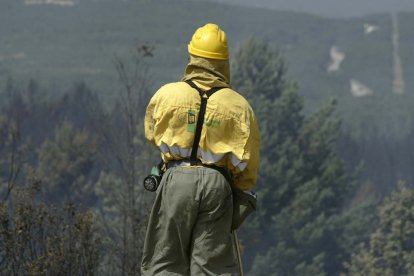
top-left (0, 116), bottom-right (29, 201)
top-left (92, 48), bottom-right (156, 275)
top-left (345, 183), bottom-right (414, 276)
top-left (0, 113), bottom-right (100, 275)
top-left (37, 121), bottom-right (97, 204)
top-left (232, 38), bottom-right (359, 275)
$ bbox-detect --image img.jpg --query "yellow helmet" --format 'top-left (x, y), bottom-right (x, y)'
top-left (188, 23), bottom-right (229, 60)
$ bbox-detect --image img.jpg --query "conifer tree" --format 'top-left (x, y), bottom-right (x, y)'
top-left (232, 38), bottom-right (358, 275)
top-left (38, 121), bottom-right (97, 204)
top-left (345, 183), bottom-right (414, 275)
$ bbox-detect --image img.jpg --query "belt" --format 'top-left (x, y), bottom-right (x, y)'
top-left (166, 159), bottom-right (233, 184)
top-left (166, 159), bottom-right (204, 169)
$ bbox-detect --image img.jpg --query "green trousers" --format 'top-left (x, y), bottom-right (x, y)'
top-left (141, 166), bottom-right (237, 275)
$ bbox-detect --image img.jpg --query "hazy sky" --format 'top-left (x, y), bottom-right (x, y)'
top-left (203, 0), bottom-right (414, 18)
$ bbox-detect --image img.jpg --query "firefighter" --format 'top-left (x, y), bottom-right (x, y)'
top-left (141, 23), bottom-right (260, 275)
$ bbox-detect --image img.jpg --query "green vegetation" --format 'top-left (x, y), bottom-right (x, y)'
top-left (345, 183), bottom-right (414, 275)
top-left (1, 0), bottom-right (414, 274)
top-left (38, 121), bottom-right (97, 203)
top-left (233, 38), bottom-right (373, 275)
top-left (0, 50), bottom-right (157, 275)
top-left (0, 186), bottom-right (100, 275)
top-left (1, 0), bottom-right (414, 138)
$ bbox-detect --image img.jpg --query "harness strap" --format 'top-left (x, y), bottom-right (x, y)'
top-left (184, 80), bottom-right (224, 165)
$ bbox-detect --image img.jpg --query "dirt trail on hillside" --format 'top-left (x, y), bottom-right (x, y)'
top-left (392, 13), bottom-right (405, 95)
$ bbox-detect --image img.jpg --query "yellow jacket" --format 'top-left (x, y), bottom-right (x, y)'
top-left (144, 55), bottom-right (260, 190)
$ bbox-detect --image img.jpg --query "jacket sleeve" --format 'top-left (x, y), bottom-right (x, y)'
top-left (144, 92), bottom-right (158, 146)
top-left (233, 109), bottom-right (261, 191)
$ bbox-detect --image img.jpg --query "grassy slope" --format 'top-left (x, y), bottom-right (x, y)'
top-left (1, 0), bottom-right (336, 94)
top-left (0, 0), bottom-right (413, 137)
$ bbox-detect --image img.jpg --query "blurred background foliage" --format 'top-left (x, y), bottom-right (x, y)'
top-left (1, 0), bottom-right (414, 275)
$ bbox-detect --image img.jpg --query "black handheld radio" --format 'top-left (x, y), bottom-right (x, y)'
top-left (143, 163), bottom-right (163, 192)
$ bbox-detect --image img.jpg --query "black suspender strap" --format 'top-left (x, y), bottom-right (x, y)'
top-left (185, 80), bottom-right (224, 165)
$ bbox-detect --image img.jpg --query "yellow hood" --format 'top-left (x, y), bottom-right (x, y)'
top-left (181, 55), bottom-right (231, 89)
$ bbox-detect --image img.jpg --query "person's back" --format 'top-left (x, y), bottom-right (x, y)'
top-left (141, 23), bottom-right (260, 275)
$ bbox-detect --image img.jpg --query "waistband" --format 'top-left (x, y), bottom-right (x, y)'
top-left (166, 159), bottom-right (233, 184)
top-left (166, 159), bottom-right (203, 168)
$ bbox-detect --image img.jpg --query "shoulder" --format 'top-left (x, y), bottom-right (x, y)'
top-left (210, 87), bottom-right (256, 124)
top-left (156, 82), bottom-right (192, 94)
top-left (214, 88), bottom-right (254, 112)
top-left (150, 82), bottom-right (200, 111)
top-left (151, 82), bottom-right (194, 100)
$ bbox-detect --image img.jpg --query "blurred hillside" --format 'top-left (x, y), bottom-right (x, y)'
top-left (1, 0), bottom-right (414, 138)
top-left (190, 0), bottom-right (414, 18)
